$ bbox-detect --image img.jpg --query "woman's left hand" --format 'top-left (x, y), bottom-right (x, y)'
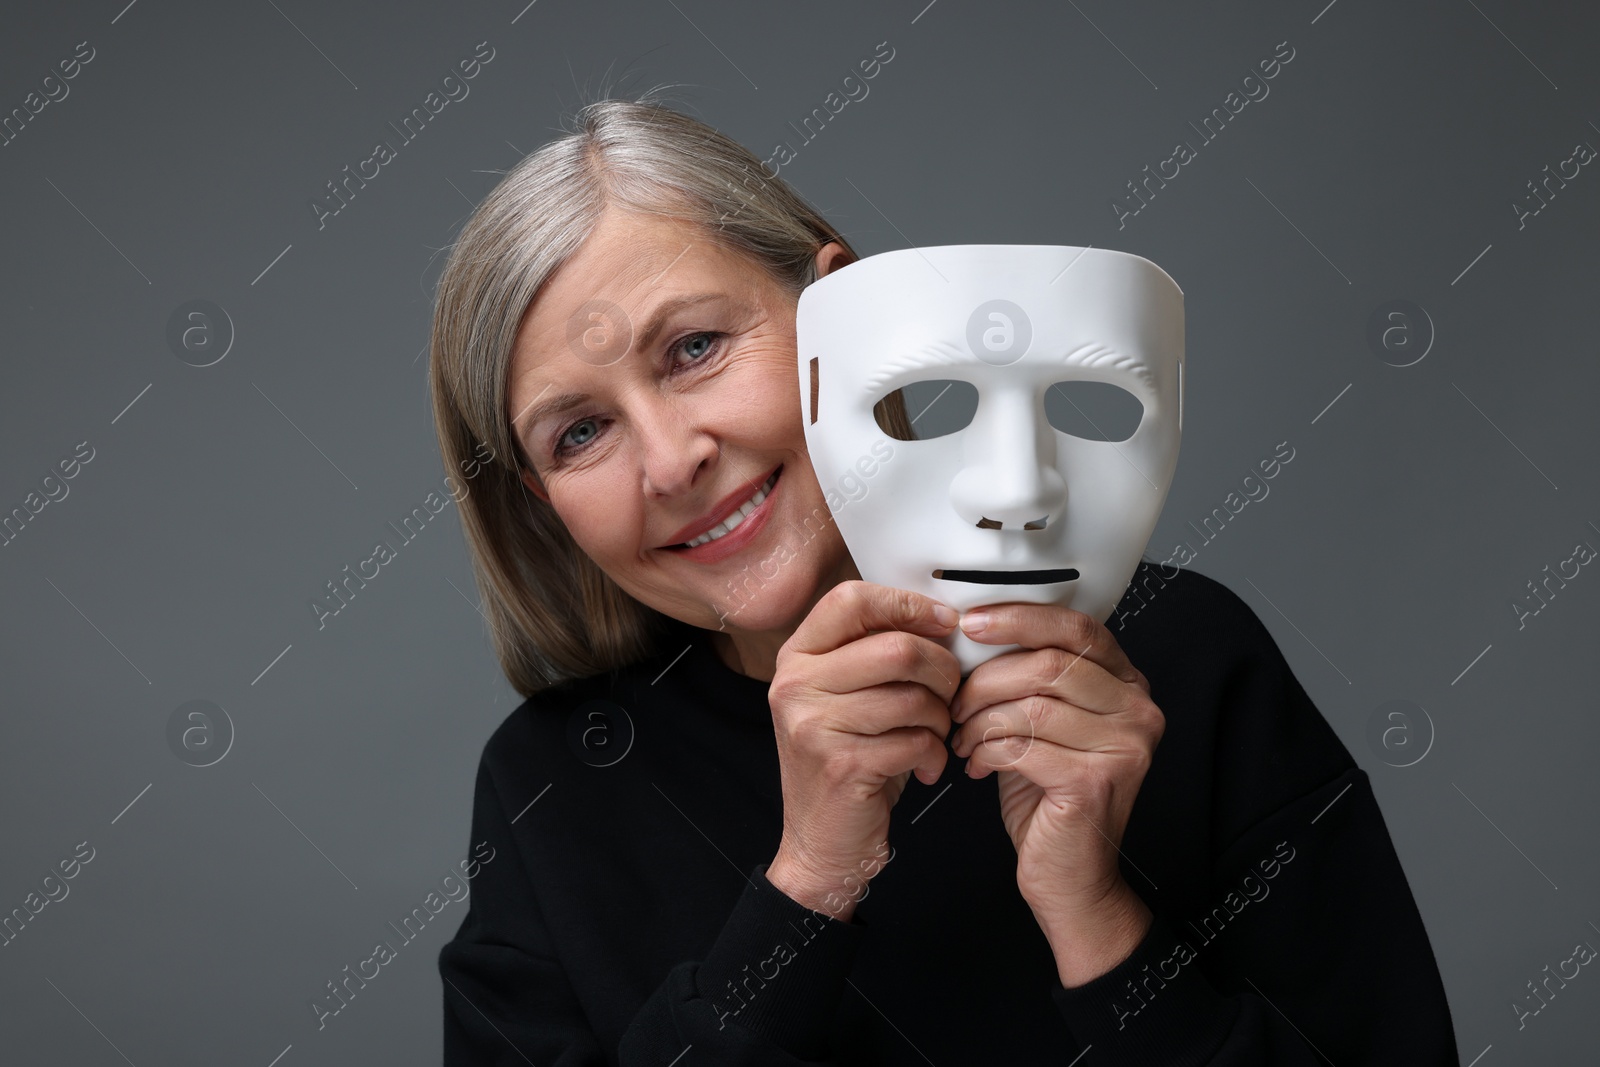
top-left (948, 603), bottom-right (1163, 987)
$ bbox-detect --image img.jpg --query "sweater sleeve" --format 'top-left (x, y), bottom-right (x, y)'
top-left (439, 749), bottom-right (867, 1066)
top-left (1048, 581), bottom-right (1459, 1064)
top-left (1050, 767), bottom-right (1457, 1063)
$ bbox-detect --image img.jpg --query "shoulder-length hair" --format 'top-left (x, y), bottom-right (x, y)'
top-left (428, 95), bottom-right (907, 696)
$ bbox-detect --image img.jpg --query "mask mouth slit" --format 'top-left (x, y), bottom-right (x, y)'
top-left (932, 568), bottom-right (1079, 585)
top-left (975, 516), bottom-right (1052, 531)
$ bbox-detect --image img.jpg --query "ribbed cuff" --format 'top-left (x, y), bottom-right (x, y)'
top-left (693, 863), bottom-right (866, 1059)
top-left (1051, 911), bottom-right (1237, 1064)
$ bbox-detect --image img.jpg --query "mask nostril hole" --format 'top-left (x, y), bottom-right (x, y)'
top-left (976, 517), bottom-right (1003, 529)
top-left (1022, 516), bottom-right (1048, 530)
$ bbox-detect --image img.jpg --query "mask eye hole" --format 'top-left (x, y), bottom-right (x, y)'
top-left (873, 379), bottom-right (979, 440)
top-left (1044, 381), bottom-right (1143, 442)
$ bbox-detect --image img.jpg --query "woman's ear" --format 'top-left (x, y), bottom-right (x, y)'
top-left (813, 239), bottom-right (854, 281)
top-left (520, 466), bottom-right (550, 503)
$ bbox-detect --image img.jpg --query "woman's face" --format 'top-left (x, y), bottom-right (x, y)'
top-left (507, 206), bottom-right (853, 639)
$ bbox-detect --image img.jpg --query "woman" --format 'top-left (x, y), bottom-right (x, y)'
top-left (430, 97), bottom-right (1458, 1064)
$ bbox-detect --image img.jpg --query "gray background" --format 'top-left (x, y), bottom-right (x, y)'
top-left (1, 0), bottom-right (1596, 1063)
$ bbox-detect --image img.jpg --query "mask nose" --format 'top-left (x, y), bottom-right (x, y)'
top-left (948, 387), bottom-right (1067, 530)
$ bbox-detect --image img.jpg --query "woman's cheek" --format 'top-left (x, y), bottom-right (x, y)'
top-left (554, 474), bottom-right (642, 563)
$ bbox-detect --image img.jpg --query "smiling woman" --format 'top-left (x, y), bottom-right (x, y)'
top-left (427, 94), bottom-right (1458, 1065)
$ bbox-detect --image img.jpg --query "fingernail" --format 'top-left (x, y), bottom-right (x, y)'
top-left (961, 611), bottom-right (990, 635)
top-left (933, 603), bottom-right (958, 627)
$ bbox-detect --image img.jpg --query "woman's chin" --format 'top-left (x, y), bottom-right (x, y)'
top-left (706, 588), bottom-right (810, 635)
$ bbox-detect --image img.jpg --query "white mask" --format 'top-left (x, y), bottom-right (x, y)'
top-left (797, 245), bottom-right (1184, 672)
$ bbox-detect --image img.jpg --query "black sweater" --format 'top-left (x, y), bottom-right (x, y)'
top-left (438, 564), bottom-right (1459, 1064)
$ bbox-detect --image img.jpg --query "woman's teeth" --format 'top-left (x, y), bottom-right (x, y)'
top-left (683, 472), bottom-right (777, 548)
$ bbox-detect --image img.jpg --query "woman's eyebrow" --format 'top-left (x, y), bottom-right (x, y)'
top-left (515, 389), bottom-right (588, 434)
top-left (633, 292), bottom-right (747, 350)
top-left (514, 293), bottom-right (754, 433)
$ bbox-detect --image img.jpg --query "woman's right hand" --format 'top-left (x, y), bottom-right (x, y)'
top-left (764, 580), bottom-right (962, 921)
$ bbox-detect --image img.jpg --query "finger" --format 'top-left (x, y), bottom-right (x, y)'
top-left (957, 603), bottom-right (1142, 687)
top-left (952, 694), bottom-right (1155, 763)
top-left (852, 721), bottom-right (951, 788)
top-left (965, 732), bottom-right (1135, 801)
top-left (813, 630), bottom-right (962, 705)
top-left (787, 580), bottom-right (958, 659)
top-left (950, 646), bottom-right (1129, 724)
top-left (800, 679), bottom-right (957, 742)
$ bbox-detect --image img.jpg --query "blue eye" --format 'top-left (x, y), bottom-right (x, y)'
top-left (558, 418), bottom-right (599, 451)
top-left (672, 331), bottom-right (720, 365)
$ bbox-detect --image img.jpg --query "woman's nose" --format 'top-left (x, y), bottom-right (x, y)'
top-left (947, 388), bottom-right (1068, 531)
top-left (634, 395), bottom-right (717, 498)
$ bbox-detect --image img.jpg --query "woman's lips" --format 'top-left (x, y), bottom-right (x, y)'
top-left (664, 467), bottom-right (782, 564)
